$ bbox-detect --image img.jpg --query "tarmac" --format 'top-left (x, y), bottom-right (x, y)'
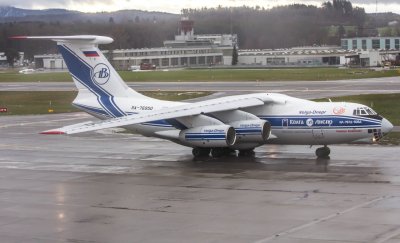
top-left (1, 78), bottom-right (400, 242)
top-left (1, 113), bottom-right (400, 243)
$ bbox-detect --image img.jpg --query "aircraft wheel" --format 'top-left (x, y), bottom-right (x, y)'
top-left (211, 148), bottom-right (237, 158)
top-left (192, 148), bottom-right (210, 157)
top-left (238, 149), bottom-right (255, 157)
top-left (315, 146), bottom-right (330, 158)
top-left (211, 148), bottom-right (225, 158)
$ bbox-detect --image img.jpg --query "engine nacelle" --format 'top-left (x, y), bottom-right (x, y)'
top-left (231, 120), bottom-right (271, 143)
top-left (179, 125), bottom-right (236, 147)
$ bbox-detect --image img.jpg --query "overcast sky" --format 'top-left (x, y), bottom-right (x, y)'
top-left (1, 0), bottom-right (400, 14)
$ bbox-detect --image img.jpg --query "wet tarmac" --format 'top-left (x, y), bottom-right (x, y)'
top-left (1, 113), bottom-right (400, 242)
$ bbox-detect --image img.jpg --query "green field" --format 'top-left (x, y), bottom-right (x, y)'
top-left (379, 132), bottom-right (400, 146)
top-left (0, 91), bottom-right (79, 115)
top-left (314, 93), bottom-right (400, 125)
top-left (1, 68), bottom-right (399, 82)
top-left (0, 91), bottom-right (211, 115)
top-left (0, 71), bottom-right (72, 82)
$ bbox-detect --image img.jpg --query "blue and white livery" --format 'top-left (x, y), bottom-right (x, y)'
top-left (17, 35), bottom-right (394, 158)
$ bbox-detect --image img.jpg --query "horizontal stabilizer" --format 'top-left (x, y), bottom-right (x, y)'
top-left (10, 35), bottom-right (113, 44)
top-left (40, 121), bottom-right (95, 135)
top-left (40, 130), bottom-right (66, 135)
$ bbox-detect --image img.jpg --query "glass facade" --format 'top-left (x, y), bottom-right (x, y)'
top-left (385, 39), bottom-right (390, 49)
top-left (189, 57), bottom-right (197, 65)
top-left (352, 39), bottom-right (357, 49)
top-left (341, 40), bottom-right (348, 49)
top-left (372, 39), bottom-right (380, 49)
top-left (198, 56), bottom-right (205, 64)
top-left (362, 39), bottom-right (367, 50)
top-left (161, 58), bottom-right (169, 66)
top-left (171, 58), bottom-right (179, 66)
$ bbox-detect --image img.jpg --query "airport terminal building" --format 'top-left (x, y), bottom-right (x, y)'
top-left (34, 17), bottom-right (237, 70)
top-left (339, 37), bottom-right (400, 67)
top-left (238, 46), bottom-right (349, 66)
top-left (33, 20), bottom-right (400, 69)
top-left (341, 37), bottom-right (400, 50)
top-left (109, 18), bottom-right (237, 70)
top-left (0, 52), bottom-right (7, 66)
top-left (237, 37), bottom-right (400, 67)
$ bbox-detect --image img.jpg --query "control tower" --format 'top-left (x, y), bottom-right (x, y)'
top-left (177, 16), bottom-right (194, 41)
top-left (165, 16), bottom-right (236, 48)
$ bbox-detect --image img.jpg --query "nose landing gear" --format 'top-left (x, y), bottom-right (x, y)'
top-left (315, 145), bottom-right (330, 158)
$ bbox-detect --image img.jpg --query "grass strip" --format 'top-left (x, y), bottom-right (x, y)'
top-left (0, 91), bottom-right (211, 115)
top-left (314, 93), bottom-right (400, 126)
top-left (0, 68), bottom-right (398, 82)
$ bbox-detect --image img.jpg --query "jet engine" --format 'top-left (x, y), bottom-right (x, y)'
top-left (231, 120), bottom-right (271, 143)
top-left (179, 125), bottom-right (236, 147)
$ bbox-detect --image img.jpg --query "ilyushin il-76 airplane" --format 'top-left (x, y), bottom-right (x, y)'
top-left (14, 35), bottom-right (393, 158)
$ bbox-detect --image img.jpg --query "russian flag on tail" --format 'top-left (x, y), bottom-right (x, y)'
top-left (83, 51), bottom-right (99, 57)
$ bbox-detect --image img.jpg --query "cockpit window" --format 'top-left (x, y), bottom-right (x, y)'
top-left (353, 107), bottom-right (380, 119)
top-left (365, 108), bottom-right (377, 115)
top-left (353, 107), bottom-right (364, 116)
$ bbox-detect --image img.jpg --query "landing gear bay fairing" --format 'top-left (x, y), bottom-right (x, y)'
top-left (15, 36), bottom-right (394, 158)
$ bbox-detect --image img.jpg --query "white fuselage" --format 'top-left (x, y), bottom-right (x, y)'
top-left (73, 92), bottom-right (388, 147)
top-left (21, 35), bottom-right (393, 155)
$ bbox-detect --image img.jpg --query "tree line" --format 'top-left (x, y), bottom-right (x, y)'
top-left (1, 0), bottom-right (399, 64)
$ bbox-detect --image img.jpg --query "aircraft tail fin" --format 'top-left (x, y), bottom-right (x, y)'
top-left (12, 35), bottom-right (149, 117)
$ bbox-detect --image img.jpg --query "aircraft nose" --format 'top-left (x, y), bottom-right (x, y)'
top-left (381, 118), bottom-right (394, 134)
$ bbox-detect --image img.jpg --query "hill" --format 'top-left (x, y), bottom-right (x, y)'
top-left (0, 6), bottom-right (177, 23)
top-left (0, 6), bottom-right (75, 18)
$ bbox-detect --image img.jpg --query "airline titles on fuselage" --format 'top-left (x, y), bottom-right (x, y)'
top-left (299, 110), bottom-right (327, 115)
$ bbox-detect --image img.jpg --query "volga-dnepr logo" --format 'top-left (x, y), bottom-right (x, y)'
top-left (92, 63), bottom-right (110, 85)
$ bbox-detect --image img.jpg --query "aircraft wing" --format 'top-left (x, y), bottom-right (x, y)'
top-left (41, 95), bottom-right (272, 135)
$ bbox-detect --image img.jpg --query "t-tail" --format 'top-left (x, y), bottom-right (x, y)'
top-left (12, 35), bottom-right (149, 118)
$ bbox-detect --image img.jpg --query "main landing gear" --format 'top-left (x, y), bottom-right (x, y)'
top-left (192, 147), bottom-right (252, 158)
top-left (211, 148), bottom-right (236, 157)
top-left (238, 149), bottom-right (255, 157)
top-left (315, 145), bottom-right (330, 158)
top-left (192, 148), bottom-right (211, 157)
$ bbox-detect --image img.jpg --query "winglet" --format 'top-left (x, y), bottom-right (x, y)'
top-left (40, 130), bottom-right (66, 135)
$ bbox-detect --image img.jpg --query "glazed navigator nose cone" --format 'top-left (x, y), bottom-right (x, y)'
top-left (381, 118), bottom-right (394, 135)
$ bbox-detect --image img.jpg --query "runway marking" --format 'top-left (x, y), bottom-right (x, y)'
top-left (254, 195), bottom-right (389, 243)
top-left (374, 226), bottom-right (400, 243)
